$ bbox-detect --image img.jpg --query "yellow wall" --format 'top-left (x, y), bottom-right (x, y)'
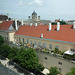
top-left (15, 35), bottom-right (75, 51)
top-left (9, 32), bottom-right (15, 42)
top-left (0, 31), bottom-right (9, 41)
top-left (0, 31), bottom-right (15, 43)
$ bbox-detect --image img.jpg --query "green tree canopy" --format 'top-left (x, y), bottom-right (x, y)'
top-left (8, 46), bottom-right (19, 60)
top-left (15, 48), bottom-right (38, 71)
top-left (0, 44), bottom-right (11, 57)
top-left (0, 35), bottom-right (4, 45)
top-left (66, 67), bottom-right (75, 75)
top-left (48, 67), bottom-right (60, 75)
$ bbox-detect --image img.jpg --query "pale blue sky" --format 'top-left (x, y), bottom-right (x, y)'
top-left (0, 0), bottom-right (75, 21)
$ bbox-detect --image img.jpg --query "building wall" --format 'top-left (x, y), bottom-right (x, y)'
top-left (9, 32), bottom-right (15, 42)
top-left (15, 35), bottom-right (75, 51)
top-left (36, 52), bottom-right (75, 75)
top-left (0, 31), bottom-right (15, 43)
top-left (0, 31), bottom-right (9, 41)
top-left (67, 22), bottom-right (73, 25)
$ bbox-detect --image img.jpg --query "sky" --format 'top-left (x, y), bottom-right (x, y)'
top-left (0, 0), bottom-right (75, 21)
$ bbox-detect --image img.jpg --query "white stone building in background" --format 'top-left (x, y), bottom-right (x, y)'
top-left (22, 11), bottom-right (51, 25)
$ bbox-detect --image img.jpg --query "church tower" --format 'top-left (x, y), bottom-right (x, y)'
top-left (32, 11), bottom-right (37, 21)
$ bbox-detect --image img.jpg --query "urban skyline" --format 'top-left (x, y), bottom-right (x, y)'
top-left (0, 0), bottom-right (75, 21)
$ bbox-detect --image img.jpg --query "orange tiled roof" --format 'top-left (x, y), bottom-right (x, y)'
top-left (0, 21), bottom-right (13, 31)
top-left (15, 25), bottom-right (75, 43)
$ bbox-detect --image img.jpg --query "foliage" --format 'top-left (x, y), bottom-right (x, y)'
top-left (15, 48), bottom-right (39, 71)
top-left (0, 35), bottom-right (4, 45)
top-left (35, 64), bottom-right (44, 72)
top-left (8, 46), bottom-right (19, 60)
top-left (63, 54), bottom-right (73, 60)
top-left (59, 21), bottom-right (67, 25)
top-left (54, 48), bottom-right (59, 54)
top-left (52, 21), bottom-right (67, 25)
top-left (48, 67), bottom-right (60, 75)
top-left (0, 44), bottom-right (11, 57)
top-left (60, 51), bottom-right (64, 55)
top-left (0, 43), bottom-right (44, 73)
top-left (66, 67), bottom-right (75, 75)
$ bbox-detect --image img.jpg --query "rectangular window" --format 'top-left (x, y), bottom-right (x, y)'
top-left (38, 42), bottom-right (41, 47)
top-left (34, 41), bottom-right (36, 45)
top-left (7, 37), bottom-right (9, 40)
top-left (5, 37), bottom-right (6, 40)
top-left (22, 38), bottom-right (24, 43)
top-left (17, 37), bottom-right (18, 41)
top-left (30, 41), bottom-right (33, 45)
top-left (49, 44), bottom-right (52, 50)
top-left (27, 39), bottom-right (29, 44)
top-left (19, 37), bottom-right (21, 42)
top-left (55, 46), bottom-right (59, 50)
top-left (43, 43), bottom-right (46, 48)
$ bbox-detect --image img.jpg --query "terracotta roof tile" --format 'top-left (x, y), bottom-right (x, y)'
top-left (15, 25), bottom-right (75, 43)
top-left (0, 21), bottom-right (13, 31)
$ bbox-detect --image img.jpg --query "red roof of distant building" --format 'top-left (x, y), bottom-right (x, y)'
top-left (15, 25), bottom-right (75, 43)
top-left (0, 21), bottom-right (13, 31)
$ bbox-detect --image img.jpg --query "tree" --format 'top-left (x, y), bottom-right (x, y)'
top-left (48, 67), bottom-right (60, 75)
top-left (54, 48), bottom-right (59, 54)
top-left (0, 35), bottom-right (4, 45)
top-left (66, 67), bottom-right (75, 75)
top-left (8, 46), bottom-right (19, 60)
top-left (0, 44), bottom-right (11, 57)
top-left (15, 48), bottom-right (39, 71)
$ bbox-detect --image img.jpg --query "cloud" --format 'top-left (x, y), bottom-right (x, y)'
top-left (28, 0), bottom-right (43, 6)
top-left (18, 0), bottom-right (24, 7)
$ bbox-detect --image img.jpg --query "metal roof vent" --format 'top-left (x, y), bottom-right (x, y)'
top-left (41, 34), bottom-right (43, 38)
top-left (35, 23), bottom-right (37, 27)
top-left (57, 22), bottom-right (60, 31)
top-left (30, 23), bottom-right (32, 27)
top-left (73, 21), bottom-right (75, 29)
top-left (49, 23), bottom-right (51, 31)
top-left (21, 19), bottom-right (23, 25)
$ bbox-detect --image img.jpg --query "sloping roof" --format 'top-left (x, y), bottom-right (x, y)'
top-left (15, 25), bottom-right (75, 43)
top-left (0, 21), bottom-right (14, 31)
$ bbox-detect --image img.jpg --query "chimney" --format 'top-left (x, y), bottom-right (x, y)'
top-left (57, 22), bottom-right (60, 31)
top-left (49, 23), bottom-right (51, 31)
top-left (21, 19), bottom-right (23, 25)
top-left (15, 19), bottom-right (18, 30)
top-left (73, 21), bottom-right (75, 29)
top-left (41, 34), bottom-right (43, 38)
top-left (30, 23), bottom-right (32, 26)
top-left (35, 23), bottom-right (37, 27)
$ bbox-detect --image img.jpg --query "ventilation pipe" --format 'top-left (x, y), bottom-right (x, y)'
top-left (30, 23), bottom-right (32, 26)
top-left (35, 23), bottom-right (37, 27)
top-left (57, 22), bottom-right (60, 31)
top-left (41, 34), bottom-right (43, 38)
top-left (21, 19), bottom-right (23, 25)
top-left (15, 18), bottom-right (18, 30)
top-left (73, 21), bottom-right (75, 29)
top-left (49, 23), bottom-right (51, 31)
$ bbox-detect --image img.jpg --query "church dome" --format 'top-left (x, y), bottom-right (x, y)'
top-left (32, 11), bottom-right (37, 15)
